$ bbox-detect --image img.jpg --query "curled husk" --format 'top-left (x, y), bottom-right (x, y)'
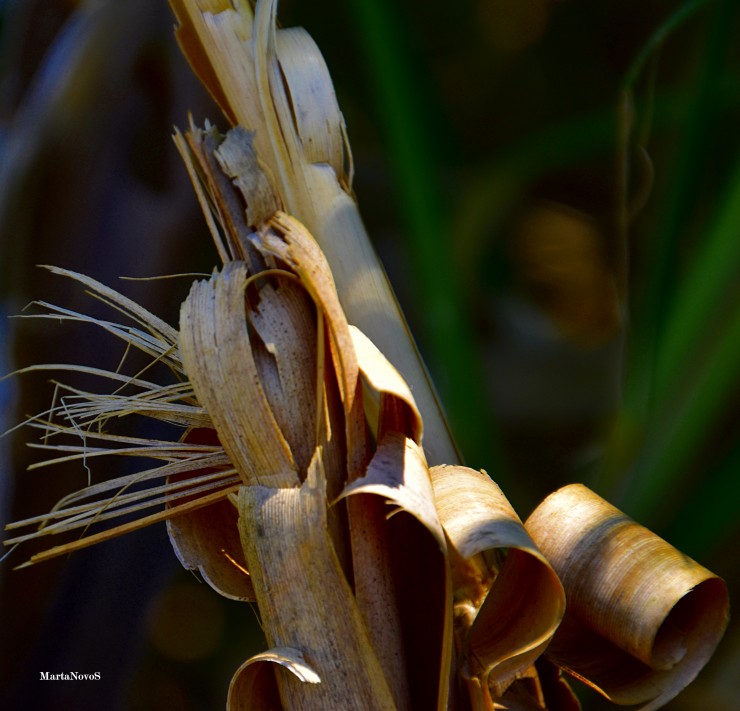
top-left (4, 1), bottom-right (730, 707)
top-left (525, 484), bottom-right (730, 710)
top-left (431, 465), bottom-right (570, 708)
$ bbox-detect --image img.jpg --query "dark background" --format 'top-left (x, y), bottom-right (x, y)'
top-left (1, 0), bottom-right (738, 708)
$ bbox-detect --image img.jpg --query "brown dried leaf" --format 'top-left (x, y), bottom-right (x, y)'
top-left (350, 325), bottom-right (423, 446)
top-left (342, 434), bottom-right (443, 545)
top-left (273, 27), bottom-right (346, 179)
top-left (431, 466), bottom-right (565, 704)
top-left (228, 647), bottom-right (318, 711)
top-left (248, 278), bottom-right (318, 476)
top-left (166, 428), bottom-right (254, 601)
top-left (168, 0), bottom-right (459, 466)
top-left (167, 496), bottom-right (253, 601)
top-left (254, 211), bottom-right (359, 415)
top-left (340, 432), bottom-right (451, 711)
top-left (236, 451), bottom-right (396, 710)
top-left (526, 484), bottom-right (730, 709)
top-left (214, 125), bottom-right (282, 231)
top-left (179, 261), bottom-right (299, 487)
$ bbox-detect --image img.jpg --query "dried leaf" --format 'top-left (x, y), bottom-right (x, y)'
top-left (252, 211), bottom-right (359, 415)
top-left (431, 466), bottom-right (565, 704)
top-left (168, 0), bottom-right (459, 465)
top-left (165, 427), bottom-right (255, 601)
top-left (179, 261), bottom-right (300, 487)
top-left (350, 325), bottom-right (423, 446)
top-left (215, 125), bottom-right (282, 229)
top-left (41, 265), bottom-right (179, 346)
top-left (340, 432), bottom-right (451, 711)
top-left (236, 451), bottom-right (396, 710)
top-left (228, 647), bottom-right (318, 711)
top-left (174, 122), bottom-right (275, 266)
top-left (273, 27), bottom-right (346, 178)
top-left (167, 496), bottom-right (253, 600)
top-left (526, 484), bottom-right (730, 709)
top-left (342, 434), bottom-right (444, 545)
top-left (248, 277), bottom-right (318, 475)
top-left (3, 271), bottom-right (239, 565)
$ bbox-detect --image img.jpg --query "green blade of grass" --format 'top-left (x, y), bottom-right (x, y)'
top-left (653, 152), bottom-right (740, 404)
top-left (620, 294), bottom-right (740, 526)
top-left (622, 0), bottom-right (713, 90)
top-left (601, 0), bottom-right (737, 507)
top-left (623, 0), bottom-right (734, 420)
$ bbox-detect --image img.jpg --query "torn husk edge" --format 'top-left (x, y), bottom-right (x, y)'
top-left (168, 0), bottom-right (459, 466)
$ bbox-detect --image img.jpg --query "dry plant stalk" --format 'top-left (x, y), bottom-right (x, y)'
top-left (169, 0), bottom-right (459, 468)
top-left (2, 1), bottom-right (729, 709)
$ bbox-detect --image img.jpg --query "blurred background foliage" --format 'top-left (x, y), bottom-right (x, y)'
top-left (0, 0), bottom-right (738, 709)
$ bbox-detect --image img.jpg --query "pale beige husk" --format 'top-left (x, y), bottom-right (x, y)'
top-left (168, 0), bottom-right (459, 467)
top-left (233, 456), bottom-right (397, 710)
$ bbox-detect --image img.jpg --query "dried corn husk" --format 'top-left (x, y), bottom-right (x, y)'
top-left (526, 484), bottom-right (729, 710)
top-left (166, 427), bottom-right (254, 601)
top-left (340, 333), bottom-right (428, 709)
top-left (180, 261), bottom-right (301, 487)
top-left (341, 432), bottom-right (451, 710)
top-left (431, 465), bottom-right (566, 707)
top-left (168, 0), bottom-right (459, 466)
top-left (227, 647), bottom-right (315, 711)
top-left (173, 200), bottom-right (450, 708)
top-left (234, 455), bottom-right (396, 710)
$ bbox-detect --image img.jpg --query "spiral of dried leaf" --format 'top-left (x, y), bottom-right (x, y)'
top-left (525, 484), bottom-right (729, 710)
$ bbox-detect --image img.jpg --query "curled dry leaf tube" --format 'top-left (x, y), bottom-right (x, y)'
top-left (526, 484), bottom-right (730, 710)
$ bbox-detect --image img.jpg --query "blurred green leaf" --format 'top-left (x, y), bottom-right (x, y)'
top-left (347, 0), bottom-right (501, 473)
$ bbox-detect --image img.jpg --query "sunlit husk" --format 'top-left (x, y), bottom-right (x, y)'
top-left (339, 330), bottom-right (429, 710)
top-left (228, 647), bottom-right (318, 711)
top-left (431, 465), bottom-right (566, 707)
top-left (4, 3), bottom-right (731, 709)
top-left (179, 260), bottom-right (301, 488)
top-left (236, 455), bottom-right (396, 710)
top-left (526, 484), bottom-right (729, 709)
top-left (168, 0), bottom-right (458, 466)
top-left (173, 201), bottom-right (454, 707)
